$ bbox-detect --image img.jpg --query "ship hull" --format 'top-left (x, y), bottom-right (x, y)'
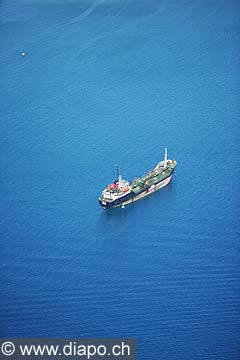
top-left (99, 174), bottom-right (173, 209)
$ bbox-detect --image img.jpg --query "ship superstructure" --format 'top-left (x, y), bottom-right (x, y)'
top-left (99, 148), bottom-right (177, 209)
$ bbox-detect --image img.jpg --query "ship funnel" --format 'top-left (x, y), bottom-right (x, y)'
top-left (164, 148), bottom-right (168, 167)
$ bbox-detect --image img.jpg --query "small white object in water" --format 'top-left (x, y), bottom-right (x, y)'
top-left (21, 52), bottom-right (26, 57)
top-left (121, 204), bottom-right (125, 209)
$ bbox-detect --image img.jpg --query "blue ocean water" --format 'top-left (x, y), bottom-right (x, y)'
top-left (0, 0), bottom-right (240, 358)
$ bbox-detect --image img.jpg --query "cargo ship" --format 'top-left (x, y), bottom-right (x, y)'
top-left (99, 148), bottom-right (177, 209)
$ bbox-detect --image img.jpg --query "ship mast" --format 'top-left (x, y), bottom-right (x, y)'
top-left (164, 148), bottom-right (168, 168)
top-left (116, 164), bottom-right (120, 181)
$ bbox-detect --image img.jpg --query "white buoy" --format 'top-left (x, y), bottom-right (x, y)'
top-left (21, 52), bottom-right (26, 57)
top-left (121, 204), bottom-right (125, 209)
